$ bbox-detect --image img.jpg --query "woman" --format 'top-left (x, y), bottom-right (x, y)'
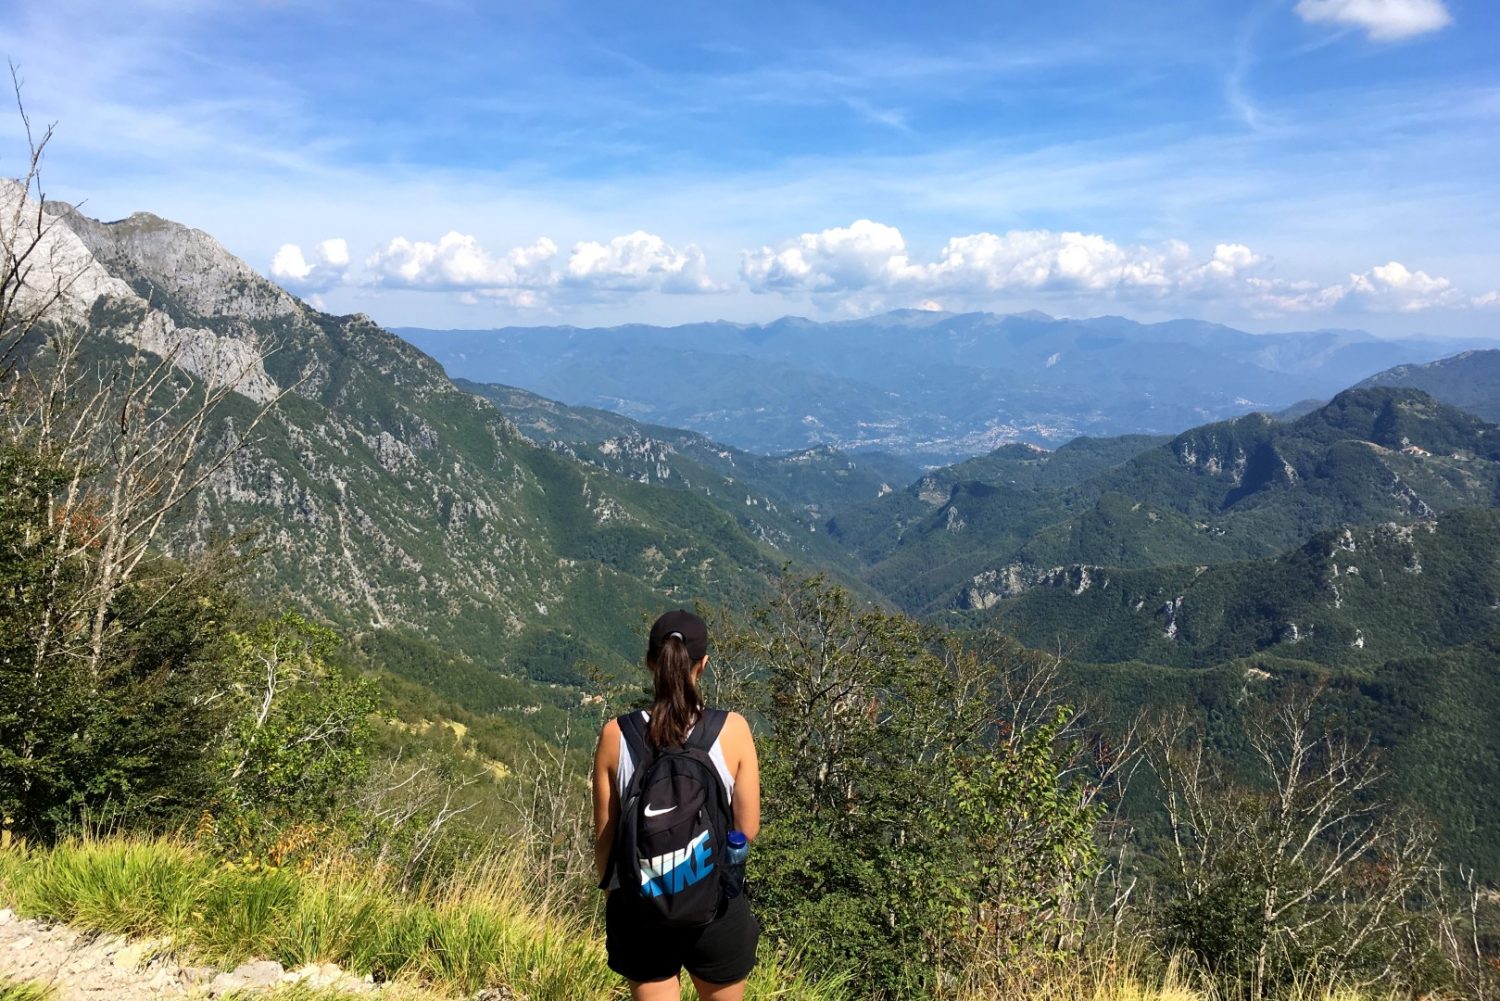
top-left (593, 609), bottom-right (762, 1001)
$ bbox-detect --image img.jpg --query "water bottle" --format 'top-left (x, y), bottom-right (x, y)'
top-left (725, 830), bottom-right (749, 899)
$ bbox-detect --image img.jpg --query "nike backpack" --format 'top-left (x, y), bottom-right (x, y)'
top-left (601, 708), bottom-right (733, 927)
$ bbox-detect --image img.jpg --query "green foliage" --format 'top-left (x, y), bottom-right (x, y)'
top-left (717, 576), bottom-right (1103, 997)
top-left (0, 440), bottom-right (382, 850)
top-left (0, 443), bottom-right (241, 838)
top-left (212, 612), bottom-right (377, 824)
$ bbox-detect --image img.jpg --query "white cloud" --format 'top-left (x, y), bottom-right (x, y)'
top-left (742, 220), bottom-right (1483, 317)
top-left (1294, 0), bottom-right (1452, 41)
top-left (1242, 277), bottom-right (1349, 314)
top-left (1245, 261), bottom-right (1471, 313)
top-left (565, 231), bottom-right (720, 293)
top-left (365, 232), bottom-right (558, 291)
top-left (740, 220), bottom-right (915, 292)
top-left (268, 222), bottom-right (1488, 321)
top-left (918, 230), bottom-right (1182, 292)
top-left (270, 237), bottom-right (350, 292)
top-left (741, 223), bottom-right (1265, 300)
top-left (271, 229), bottom-right (722, 305)
top-left (1345, 260), bottom-right (1464, 311)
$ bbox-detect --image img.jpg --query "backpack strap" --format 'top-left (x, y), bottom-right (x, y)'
top-left (684, 708), bottom-right (728, 753)
top-left (617, 710), bottom-right (653, 776)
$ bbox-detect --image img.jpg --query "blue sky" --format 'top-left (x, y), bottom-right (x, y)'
top-left (2, 0), bottom-right (1497, 335)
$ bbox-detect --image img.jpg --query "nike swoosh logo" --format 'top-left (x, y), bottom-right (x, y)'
top-left (643, 804), bottom-right (677, 818)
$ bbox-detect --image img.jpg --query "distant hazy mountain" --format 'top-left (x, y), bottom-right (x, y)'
top-left (400, 313), bottom-right (1481, 460)
top-left (1356, 349), bottom-right (1500, 422)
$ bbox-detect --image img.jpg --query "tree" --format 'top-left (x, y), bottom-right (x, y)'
top-left (1146, 685), bottom-right (1441, 996)
top-left (213, 611), bottom-right (376, 822)
top-left (0, 436), bottom-right (242, 834)
top-left (713, 575), bottom-right (1107, 997)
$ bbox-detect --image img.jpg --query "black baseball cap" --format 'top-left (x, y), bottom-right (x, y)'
top-left (648, 608), bottom-right (709, 662)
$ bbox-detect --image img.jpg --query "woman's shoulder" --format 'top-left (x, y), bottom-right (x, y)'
top-left (716, 709), bottom-right (753, 743)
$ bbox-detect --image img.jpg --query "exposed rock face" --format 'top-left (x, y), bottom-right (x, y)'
top-left (961, 562), bottom-right (1106, 609)
top-left (2, 180), bottom-right (278, 402)
top-left (47, 206), bottom-right (302, 321)
top-left (1, 178), bottom-right (135, 323)
top-left (917, 476), bottom-right (950, 506)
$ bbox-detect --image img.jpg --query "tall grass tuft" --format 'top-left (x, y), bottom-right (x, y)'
top-left (0, 980), bottom-right (59, 1001)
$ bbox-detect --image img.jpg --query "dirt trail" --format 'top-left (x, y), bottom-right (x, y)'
top-left (0, 906), bottom-right (382, 999)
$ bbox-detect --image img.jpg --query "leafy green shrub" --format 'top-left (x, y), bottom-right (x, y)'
top-left (0, 443), bottom-right (241, 839)
top-left (210, 612), bottom-right (377, 828)
top-left (715, 575), bottom-right (1104, 997)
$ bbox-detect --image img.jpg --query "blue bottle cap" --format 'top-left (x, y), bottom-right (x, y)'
top-left (727, 830), bottom-right (747, 848)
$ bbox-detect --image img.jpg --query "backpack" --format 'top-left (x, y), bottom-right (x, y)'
top-left (601, 708), bottom-right (733, 927)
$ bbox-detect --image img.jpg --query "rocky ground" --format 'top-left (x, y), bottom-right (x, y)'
top-left (0, 906), bottom-right (382, 999)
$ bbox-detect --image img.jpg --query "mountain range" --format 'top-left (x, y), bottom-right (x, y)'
top-left (400, 314), bottom-right (1483, 461)
top-left (1356, 349), bottom-right (1500, 422)
top-left (828, 386), bottom-right (1500, 612)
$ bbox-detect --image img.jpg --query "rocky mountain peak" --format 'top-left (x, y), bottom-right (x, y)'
top-left (0, 181), bottom-right (279, 402)
top-left (43, 200), bottom-right (301, 322)
top-left (1, 177), bottom-right (134, 324)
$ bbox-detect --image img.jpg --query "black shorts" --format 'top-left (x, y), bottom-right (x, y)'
top-left (605, 891), bottom-right (760, 985)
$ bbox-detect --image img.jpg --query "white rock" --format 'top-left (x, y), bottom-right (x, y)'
top-left (113, 936), bottom-right (169, 971)
top-left (208, 971), bottom-right (243, 995)
top-left (285, 961), bottom-right (345, 987)
top-left (233, 959), bottom-right (286, 986)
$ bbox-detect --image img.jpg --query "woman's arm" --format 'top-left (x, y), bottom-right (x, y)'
top-left (727, 712), bottom-right (761, 841)
top-left (592, 718), bottom-right (621, 885)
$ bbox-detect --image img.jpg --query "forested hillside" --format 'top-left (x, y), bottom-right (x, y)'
top-left (1357, 349), bottom-right (1500, 422)
top-left (831, 387), bottom-right (1500, 612)
top-left (461, 378), bottom-right (917, 567)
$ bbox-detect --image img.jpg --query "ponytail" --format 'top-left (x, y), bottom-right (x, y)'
top-left (647, 634), bottom-right (701, 748)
